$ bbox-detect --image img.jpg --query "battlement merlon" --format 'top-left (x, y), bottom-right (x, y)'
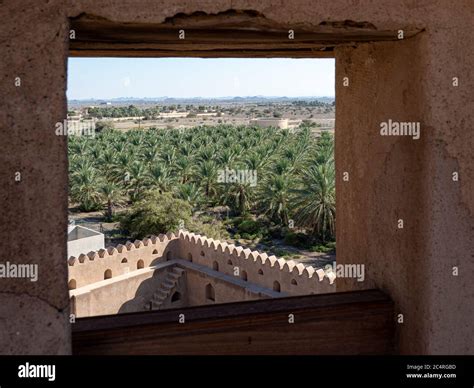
top-left (68, 230), bottom-right (335, 294)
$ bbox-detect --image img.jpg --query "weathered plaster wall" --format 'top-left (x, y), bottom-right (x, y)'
top-left (177, 232), bottom-right (334, 295)
top-left (0, 0), bottom-right (472, 354)
top-left (71, 267), bottom-right (169, 317)
top-left (416, 22), bottom-right (474, 355)
top-left (0, 1), bottom-right (72, 355)
top-left (68, 234), bottom-right (177, 288)
top-left (185, 270), bottom-right (264, 306)
top-left (335, 21), bottom-right (473, 354)
top-left (69, 232), bottom-right (334, 317)
top-left (336, 36), bottom-right (430, 353)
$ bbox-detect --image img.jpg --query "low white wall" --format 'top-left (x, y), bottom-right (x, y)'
top-left (68, 233), bottom-right (104, 258)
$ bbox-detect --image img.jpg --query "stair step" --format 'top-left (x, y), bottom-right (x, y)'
top-left (153, 291), bottom-right (167, 300)
top-left (146, 268), bottom-right (185, 310)
top-left (151, 301), bottom-right (162, 309)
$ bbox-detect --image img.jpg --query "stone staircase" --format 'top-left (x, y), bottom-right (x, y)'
top-left (145, 266), bottom-right (185, 311)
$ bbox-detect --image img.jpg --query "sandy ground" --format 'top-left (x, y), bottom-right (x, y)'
top-left (68, 210), bottom-right (125, 246)
top-left (110, 112), bottom-right (335, 132)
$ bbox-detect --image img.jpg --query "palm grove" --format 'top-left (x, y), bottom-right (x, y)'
top-left (69, 125), bottom-right (336, 254)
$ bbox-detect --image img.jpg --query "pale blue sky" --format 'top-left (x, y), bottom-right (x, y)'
top-left (67, 58), bottom-right (335, 100)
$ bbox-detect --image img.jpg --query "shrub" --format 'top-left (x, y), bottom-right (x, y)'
top-left (237, 219), bottom-right (260, 235)
top-left (120, 191), bottom-right (192, 239)
top-left (268, 225), bottom-right (287, 239)
top-left (283, 231), bottom-right (311, 248)
top-left (95, 121), bottom-right (115, 133)
top-left (272, 248), bottom-right (293, 257)
top-left (187, 218), bottom-right (229, 240)
top-left (309, 241), bottom-right (336, 253)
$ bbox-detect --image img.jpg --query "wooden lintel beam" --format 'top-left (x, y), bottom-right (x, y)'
top-left (69, 14), bottom-right (422, 58)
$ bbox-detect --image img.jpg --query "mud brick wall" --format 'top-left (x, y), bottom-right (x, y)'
top-left (0, 0), bottom-right (472, 354)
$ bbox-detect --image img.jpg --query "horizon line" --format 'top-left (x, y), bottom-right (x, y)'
top-left (68, 95), bottom-right (336, 101)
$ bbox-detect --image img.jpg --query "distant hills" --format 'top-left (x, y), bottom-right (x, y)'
top-left (68, 96), bottom-right (335, 105)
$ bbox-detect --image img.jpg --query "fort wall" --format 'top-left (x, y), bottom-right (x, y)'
top-left (71, 266), bottom-right (169, 317)
top-left (2, 0), bottom-right (472, 355)
top-left (176, 231), bottom-right (335, 295)
top-left (185, 270), bottom-right (263, 306)
top-left (68, 233), bottom-right (179, 289)
top-left (68, 231), bottom-right (335, 317)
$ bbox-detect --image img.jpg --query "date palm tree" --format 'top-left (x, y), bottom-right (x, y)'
top-left (175, 156), bottom-right (195, 184)
top-left (68, 123), bottom-right (336, 245)
top-left (292, 159), bottom-right (335, 241)
top-left (146, 163), bottom-right (173, 192)
top-left (127, 161), bottom-right (148, 202)
top-left (70, 164), bottom-right (102, 211)
top-left (222, 180), bottom-right (255, 215)
top-left (258, 173), bottom-right (292, 226)
top-left (198, 160), bottom-right (219, 202)
top-left (98, 148), bottom-right (117, 182)
top-left (175, 183), bottom-right (203, 210)
top-left (99, 182), bottom-right (124, 221)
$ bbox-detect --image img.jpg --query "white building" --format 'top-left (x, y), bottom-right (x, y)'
top-left (250, 118), bottom-right (289, 129)
top-left (67, 225), bottom-right (105, 258)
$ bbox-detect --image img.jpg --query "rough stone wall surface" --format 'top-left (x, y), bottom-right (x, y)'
top-left (336, 31), bottom-right (473, 354)
top-left (336, 37), bottom-right (429, 354)
top-left (0, 0), bottom-right (472, 354)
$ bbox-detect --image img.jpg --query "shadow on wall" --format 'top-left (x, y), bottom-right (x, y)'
top-left (118, 264), bottom-right (188, 314)
top-left (118, 269), bottom-right (171, 314)
top-left (119, 239), bottom-right (183, 313)
top-left (155, 238), bottom-right (180, 264)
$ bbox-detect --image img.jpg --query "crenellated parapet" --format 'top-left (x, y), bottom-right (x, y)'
top-left (68, 232), bottom-right (179, 288)
top-left (176, 230), bottom-right (335, 296)
top-left (68, 230), bottom-right (335, 295)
